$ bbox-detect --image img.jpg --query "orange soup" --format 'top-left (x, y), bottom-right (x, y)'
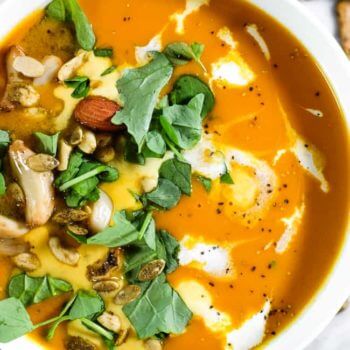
top-left (0, 0), bottom-right (348, 350)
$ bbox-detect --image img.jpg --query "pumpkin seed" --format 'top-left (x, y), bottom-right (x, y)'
top-left (93, 279), bottom-right (121, 294)
top-left (114, 285), bottom-right (141, 305)
top-left (27, 154), bottom-right (59, 172)
top-left (95, 146), bottom-right (115, 163)
top-left (7, 182), bottom-right (25, 209)
top-left (67, 224), bottom-right (88, 236)
top-left (53, 209), bottom-right (90, 225)
top-left (138, 259), bottom-right (166, 282)
top-left (12, 252), bottom-right (41, 272)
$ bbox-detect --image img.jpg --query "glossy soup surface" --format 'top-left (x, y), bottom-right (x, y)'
top-left (0, 0), bottom-right (349, 350)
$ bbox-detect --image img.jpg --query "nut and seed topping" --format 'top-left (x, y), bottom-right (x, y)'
top-left (114, 285), bottom-right (141, 305)
top-left (138, 259), bottom-right (166, 282)
top-left (53, 209), bottom-right (90, 225)
top-left (26, 154), bottom-right (59, 172)
top-left (93, 279), bottom-right (121, 294)
top-left (67, 224), bottom-right (89, 236)
top-left (12, 252), bottom-right (41, 272)
top-left (48, 236), bottom-right (80, 266)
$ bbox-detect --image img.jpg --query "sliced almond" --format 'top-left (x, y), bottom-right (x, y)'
top-left (97, 312), bottom-right (121, 333)
top-left (114, 285), bottom-right (141, 305)
top-left (34, 55), bottom-right (63, 86)
top-left (138, 259), bottom-right (166, 282)
top-left (48, 236), bottom-right (80, 266)
top-left (12, 252), bottom-right (41, 272)
top-left (26, 154), bottom-right (59, 172)
top-left (13, 56), bottom-right (45, 78)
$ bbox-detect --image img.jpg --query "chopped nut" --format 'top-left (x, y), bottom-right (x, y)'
top-left (93, 279), bottom-right (121, 294)
top-left (65, 336), bottom-right (96, 350)
top-left (13, 56), bottom-right (45, 78)
top-left (78, 129), bottom-right (97, 154)
top-left (58, 51), bottom-right (87, 81)
top-left (53, 209), bottom-right (90, 225)
top-left (337, 0), bottom-right (350, 57)
top-left (34, 55), bottom-right (63, 86)
top-left (67, 224), bottom-right (88, 236)
top-left (48, 236), bottom-right (80, 266)
top-left (8, 83), bottom-right (40, 108)
top-left (12, 252), bottom-right (40, 271)
top-left (116, 329), bottom-right (129, 346)
top-left (88, 190), bottom-right (113, 233)
top-left (141, 176), bottom-right (158, 193)
top-left (138, 259), bottom-right (166, 282)
top-left (6, 182), bottom-right (25, 210)
top-left (57, 140), bottom-right (73, 171)
top-left (114, 285), bottom-right (141, 305)
top-left (145, 339), bottom-right (163, 350)
top-left (26, 154), bottom-right (59, 172)
top-left (95, 146), bottom-right (115, 163)
top-left (97, 312), bottom-right (121, 333)
top-left (69, 126), bottom-right (84, 146)
top-left (96, 133), bottom-right (113, 148)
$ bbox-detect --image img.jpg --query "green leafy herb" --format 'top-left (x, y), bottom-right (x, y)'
top-left (142, 130), bottom-right (166, 159)
top-left (85, 211), bottom-right (139, 247)
top-left (143, 216), bottom-right (156, 250)
top-left (68, 290), bottom-right (104, 320)
top-left (81, 318), bottom-right (116, 350)
top-left (220, 164), bottom-right (234, 184)
top-left (0, 130), bottom-right (10, 157)
top-left (101, 65), bottom-right (116, 76)
top-left (65, 76), bottom-right (90, 99)
top-left (0, 174), bottom-right (5, 196)
top-left (8, 274), bottom-right (73, 307)
top-left (160, 94), bottom-right (204, 150)
top-left (46, 0), bottom-right (66, 21)
top-left (159, 230), bottom-right (180, 273)
top-left (170, 75), bottom-right (215, 117)
top-left (196, 175), bottom-right (212, 192)
top-left (164, 42), bottom-right (205, 70)
top-left (159, 158), bottom-right (192, 196)
top-left (123, 274), bottom-right (192, 339)
top-left (124, 137), bottom-right (145, 165)
top-left (55, 152), bottom-right (118, 208)
top-left (146, 178), bottom-right (181, 210)
top-left (94, 47), bottom-right (113, 57)
top-left (112, 53), bottom-right (173, 151)
top-left (124, 241), bottom-right (157, 273)
top-left (65, 0), bottom-right (96, 50)
top-left (46, 0), bottom-right (96, 51)
top-left (33, 132), bottom-right (60, 156)
top-left (0, 298), bottom-right (34, 343)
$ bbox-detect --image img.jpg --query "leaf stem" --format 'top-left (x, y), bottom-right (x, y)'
top-left (59, 165), bottom-right (107, 191)
top-left (138, 211), bottom-right (153, 240)
top-left (163, 134), bottom-right (185, 161)
top-left (81, 318), bottom-right (114, 340)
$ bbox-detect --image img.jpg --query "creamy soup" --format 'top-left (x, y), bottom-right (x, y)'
top-left (0, 0), bottom-right (348, 350)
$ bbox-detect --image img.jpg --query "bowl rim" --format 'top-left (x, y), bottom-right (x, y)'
top-left (0, 0), bottom-right (349, 349)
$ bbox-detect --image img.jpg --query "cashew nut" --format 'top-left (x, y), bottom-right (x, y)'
top-left (48, 236), bottom-right (80, 266)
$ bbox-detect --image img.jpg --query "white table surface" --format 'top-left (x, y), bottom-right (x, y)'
top-left (0, 0), bottom-right (348, 349)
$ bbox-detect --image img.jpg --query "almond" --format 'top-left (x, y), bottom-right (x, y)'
top-left (74, 96), bottom-right (123, 132)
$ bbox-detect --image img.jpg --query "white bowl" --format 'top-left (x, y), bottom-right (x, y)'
top-left (0, 0), bottom-right (349, 349)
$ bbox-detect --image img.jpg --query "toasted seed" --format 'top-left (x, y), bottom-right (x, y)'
top-left (95, 146), bottom-right (115, 163)
top-left (116, 329), bottom-right (129, 346)
top-left (53, 209), bottom-right (90, 225)
top-left (97, 312), bottom-right (121, 333)
top-left (27, 154), bottom-right (59, 172)
top-left (58, 51), bottom-right (87, 81)
top-left (7, 182), bottom-right (25, 209)
top-left (138, 259), bottom-right (166, 282)
top-left (48, 236), bottom-right (80, 266)
top-left (12, 252), bottom-right (41, 272)
top-left (67, 224), bottom-right (88, 236)
top-left (114, 285), bottom-right (141, 305)
top-left (57, 140), bottom-right (73, 171)
top-left (69, 126), bottom-right (84, 146)
top-left (145, 339), bottom-right (163, 350)
top-left (87, 249), bottom-right (121, 282)
top-left (13, 56), bottom-right (45, 78)
top-left (78, 129), bottom-right (97, 154)
top-left (96, 133), bottom-right (112, 148)
top-left (65, 336), bottom-right (96, 350)
top-left (93, 279), bottom-right (121, 293)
